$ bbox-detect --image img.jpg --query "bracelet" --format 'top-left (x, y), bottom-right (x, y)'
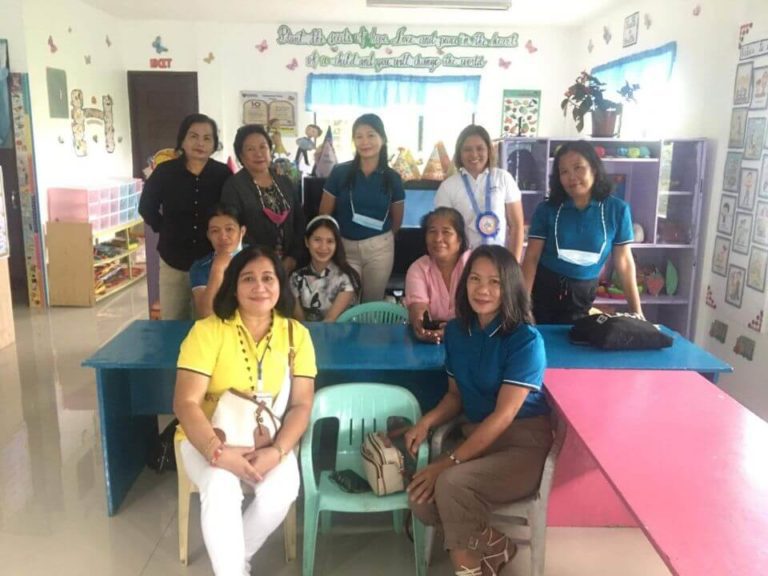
top-left (273, 443), bottom-right (287, 462)
top-left (448, 452), bottom-right (462, 465)
top-left (209, 444), bottom-right (224, 466)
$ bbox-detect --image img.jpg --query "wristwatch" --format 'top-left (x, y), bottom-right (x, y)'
top-left (273, 443), bottom-right (288, 462)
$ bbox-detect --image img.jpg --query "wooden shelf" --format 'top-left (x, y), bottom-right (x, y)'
top-left (93, 245), bottom-right (140, 267)
top-left (95, 271), bottom-right (146, 302)
top-left (93, 218), bottom-right (143, 243)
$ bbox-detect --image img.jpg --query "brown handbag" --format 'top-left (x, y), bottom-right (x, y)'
top-left (210, 320), bottom-right (295, 449)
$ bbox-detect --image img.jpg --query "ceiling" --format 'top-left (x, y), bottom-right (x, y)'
top-left (79, 0), bottom-right (625, 27)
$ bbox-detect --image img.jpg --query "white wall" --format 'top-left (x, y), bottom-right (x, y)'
top-left (0, 0), bottom-right (28, 71)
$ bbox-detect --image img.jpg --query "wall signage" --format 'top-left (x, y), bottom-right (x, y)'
top-left (149, 58), bottom-right (172, 69)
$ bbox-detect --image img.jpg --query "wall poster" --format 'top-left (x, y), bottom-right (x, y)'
top-left (500, 89), bottom-right (541, 137)
top-left (240, 91), bottom-right (297, 136)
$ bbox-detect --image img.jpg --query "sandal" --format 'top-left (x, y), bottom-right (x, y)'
top-left (455, 567), bottom-right (483, 576)
top-left (480, 534), bottom-right (517, 576)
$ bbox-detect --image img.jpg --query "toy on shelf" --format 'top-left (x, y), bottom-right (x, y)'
top-left (665, 260), bottom-right (679, 295)
top-left (391, 147), bottom-right (421, 181)
top-left (294, 124), bottom-right (322, 168)
top-left (421, 141), bottom-right (453, 181)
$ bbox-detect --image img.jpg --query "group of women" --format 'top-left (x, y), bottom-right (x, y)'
top-left (164, 111), bottom-right (644, 576)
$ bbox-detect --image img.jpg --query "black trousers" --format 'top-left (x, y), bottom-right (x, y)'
top-left (531, 264), bottom-right (598, 324)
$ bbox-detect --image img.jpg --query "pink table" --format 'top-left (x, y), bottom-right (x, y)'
top-left (545, 368), bottom-right (768, 575)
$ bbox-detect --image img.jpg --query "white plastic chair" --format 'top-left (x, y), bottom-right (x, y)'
top-left (425, 412), bottom-right (566, 576)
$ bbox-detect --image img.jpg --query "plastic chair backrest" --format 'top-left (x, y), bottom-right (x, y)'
top-left (336, 302), bottom-right (408, 324)
top-left (306, 383), bottom-right (422, 475)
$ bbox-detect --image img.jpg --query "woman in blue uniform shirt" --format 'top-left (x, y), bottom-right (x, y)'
top-left (522, 140), bottom-right (643, 323)
top-left (405, 245), bottom-right (552, 576)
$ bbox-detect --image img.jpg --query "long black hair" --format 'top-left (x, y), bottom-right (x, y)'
top-left (455, 245), bottom-right (533, 334)
top-left (548, 140), bottom-right (612, 206)
top-left (304, 215), bottom-right (362, 296)
top-left (213, 246), bottom-right (294, 320)
top-left (344, 113), bottom-right (396, 195)
top-left (175, 113), bottom-right (220, 154)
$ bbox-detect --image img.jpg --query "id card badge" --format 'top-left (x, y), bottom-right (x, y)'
top-left (254, 391), bottom-right (274, 406)
top-left (351, 211), bottom-right (386, 230)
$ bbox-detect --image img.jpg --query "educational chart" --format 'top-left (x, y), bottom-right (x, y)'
top-left (240, 91), bottom-right (297, 137)
top-left (711, 29), bottom-right (768, 359)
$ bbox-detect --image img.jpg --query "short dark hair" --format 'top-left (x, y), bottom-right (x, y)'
top-left (421, 207), bottom-right (469, 254)
top-left (233, 124), bottom-right (273, 165)
top-left (206, 202), bottom-right (243, 227)
top-left (548, 140), bottom-right (612, 206)
top-left (175, 113), bottom-right (220, 153)
top-left (453, 124), bottom-right (495, 171)
top-left (213, 246), bottom-right (293, 320)
top-left (304, 216), bottom-right (361, 296)
top-left (455, 245), bottom-right (533, 333)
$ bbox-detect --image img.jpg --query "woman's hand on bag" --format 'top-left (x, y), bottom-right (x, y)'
top-left (246, 446), bottom-right (281, 478)
top-left (404, 421), bottom-right (430, 457)
top-left (217, 446), bottom-right (263, 483)
top-left (406, 459), bottom-right (451, 504)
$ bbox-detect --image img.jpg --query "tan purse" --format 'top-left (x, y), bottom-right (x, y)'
top-left (210, 320), bottom-right (295, 449)
top-left (360, 432), bottom-right (405, 496)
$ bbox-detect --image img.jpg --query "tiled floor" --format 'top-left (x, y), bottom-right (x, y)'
top-left (0, 283), bottom-right (670, 575)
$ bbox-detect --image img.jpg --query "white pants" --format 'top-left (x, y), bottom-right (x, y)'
top-left (343, 231), bottom-right (394, 303)
top-left (180, 440), bottom-right (300, 576)
top-left (159, 258), bottom-right (192, 320)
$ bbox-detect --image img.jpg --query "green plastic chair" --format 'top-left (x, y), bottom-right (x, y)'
top-left (299, 383), bottom-right (428, 576)
top-left (336, 301), bottom-right (409, 324)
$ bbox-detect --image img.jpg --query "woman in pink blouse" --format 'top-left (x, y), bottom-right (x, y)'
top-left (406, 207), bottom-right (471, 344)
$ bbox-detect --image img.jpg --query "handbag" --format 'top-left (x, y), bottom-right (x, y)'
top-left (569, 313), bottom-right (673, 350)
top-left (209, 320), bottom-right (295, 449)
top-left (360, 431), bottom-right (405, 496)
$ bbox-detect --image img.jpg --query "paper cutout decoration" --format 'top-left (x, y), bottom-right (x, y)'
top-left (705, 285), bottom-right (716, 308)
top-left (105, 35), bottom-right (112, 48)
top-left (748, 310), bottom-right (763, 333)
top-left (256, 40), bottom-right (268, 53)
top-left (392, 148), bottom-right (421, 182)
top-left (84, 55), bottom-right (91, 65)
top-left (693, 4), bottom-right (702, 16)
top-left (286, 58), bottom-right (298, 71)
top-left (203, 52), bottom-right (215, 64)
top-left (665, 261), bottom-right (678, 295)
top-left (422, 142), bottom-right (449, 181)
top-left (48, 36), bottom-right (58, 53)
top-left (57, 136), bottom-right (64, 144)
top-left (739, 23), bottom-right (753, 47)
top-left (734, 335), bottom-right (755, 361)
top-left (385, 47), bottom-right (393, 55)
top-left (709, 320), bottom-right (728, 343)
top-left (644, 14), bottom-right (652, 29)
top-left (525, 40), bottom-right (537, 54)
top-left (71, 89), bottom-right (115, 156)
top-left (498, 58), bottom-right (511, 70)
top-left (603, 26), bottom-right (612, 44)
top-left (588, 39), bottom-right (594, 53)
top-left (152, 36), bottom-right (168, 54)
top-left (314, 127), bottom-right (337, 178)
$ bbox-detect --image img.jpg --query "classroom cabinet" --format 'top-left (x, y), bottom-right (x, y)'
top-left (500, 137), bottom-right (706, 338)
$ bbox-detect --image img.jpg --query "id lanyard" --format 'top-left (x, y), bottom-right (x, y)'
top-left (238, 325), bottom-right (273, 394)
top-left (461, 171), bottom-right (499, 243)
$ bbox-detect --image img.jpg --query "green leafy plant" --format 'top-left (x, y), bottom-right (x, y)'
top-left (561, 72), bottom-right (640, 132)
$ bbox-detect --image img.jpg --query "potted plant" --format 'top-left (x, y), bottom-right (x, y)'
top-left (561, 72), bottom-right (639, 136)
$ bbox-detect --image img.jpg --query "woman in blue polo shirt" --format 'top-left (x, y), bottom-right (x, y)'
top-left (318, 113), bottom-right (404, 302)
top-left (405, 245), bottom-right (553, 576)
top-left (522, 140), bottom-right (643, 323)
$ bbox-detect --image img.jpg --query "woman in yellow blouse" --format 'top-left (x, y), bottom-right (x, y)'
top-left (173, 246), bottom-right (316, 575)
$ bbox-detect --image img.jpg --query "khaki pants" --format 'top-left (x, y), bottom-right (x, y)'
top-left (159, 259), bottom-right (192, 320)
top-left (410, 415), bottom-right (552, 552)
top-left (342, 231), bottom-right (394, 303)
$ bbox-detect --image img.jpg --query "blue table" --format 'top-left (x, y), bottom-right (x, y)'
top-left (83, 320), bottom-right (730, 515)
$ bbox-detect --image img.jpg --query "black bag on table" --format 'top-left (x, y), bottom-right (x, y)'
top-left (569, 313), bottom-right (673, 350)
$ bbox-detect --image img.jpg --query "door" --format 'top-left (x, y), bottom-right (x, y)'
top-left (127, 72), bottom-right (199, 313)
top-left (127, 71), bottom-right (198, 178)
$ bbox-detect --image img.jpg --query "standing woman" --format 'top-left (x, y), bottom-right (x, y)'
top-left (318, 113), bottom-right (404, 302)
top-left (139, 113), bottom-right (231, 320)
top-left (434, 125), bottom-right (524, 261)
top-left (222, 124), bottom-right (305, 275)
top-left (522, 140), bottom-right (643, 324)
top-left (405, 246), bottom-right (552, 576)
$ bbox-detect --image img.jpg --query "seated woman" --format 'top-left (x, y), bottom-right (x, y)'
top-left (290, 215), bottom-right (361, 322)
top-left (189, 203), bottom-right (246, 318)
top-left (522, 140), bottom-right (643, 323)
top-left (405, 245), bottom-right (553, 576)
top-left (173, 246), bottom-right (316, 576)
top-left (405, 207), bottom-right (471, 344)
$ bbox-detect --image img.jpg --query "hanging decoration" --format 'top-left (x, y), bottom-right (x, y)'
top-left (151, 36), bottom-right (168, 54)
top-left (70, 89), bottom-right (115, 156)
top-left (256, 40), bottom-right (268, 53)
top-left (48, 35), bottom-right (58, 54)
top-left (203, 52), bottom-right (215, 64)
top-left (525, 40), bottom-right (537, 54)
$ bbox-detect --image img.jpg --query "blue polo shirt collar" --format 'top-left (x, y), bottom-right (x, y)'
top-left (469, 314), bottom-right (503, 337)
top-left (564, 197), bottom-right (600, 210)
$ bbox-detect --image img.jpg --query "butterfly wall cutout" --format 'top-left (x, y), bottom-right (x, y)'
top-left (587, 38), bottom-right (594, 53)
top-left (152, 36), bottom-right (168, 54)
top-left (498, 58), bottom-right (511, 70)
top-left (525, 40), bottom-right (537, 54)
top-left (105, 35), bottom-right (112, 48)
top-left (286, 58), bottom-right (298, 71)
top-left (256, 40), bottom-right (268, 53)
top-left (48, 35), bottom-right (58, 54)
top-left (203, 52), bottom-right (215, 64)
top-left (603, 26), bottom-right (612, 44)
top-left (84, 55), bottom-right (91, 65)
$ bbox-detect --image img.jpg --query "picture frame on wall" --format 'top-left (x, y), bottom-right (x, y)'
top-left (726, 264), bottom-right (746, 308)
top-left (759, 155), bottom-right (768, 198)
top-left (728, 108), bottom-right (748, 148)
top-left (723, 151), bottom-right (742, 192)
top-left (623, 12), bottom-right (639, 47)
top-left (754, 200), bottom-right (768, 246)
top-left (751, 66), bottom-right (768, 110)
top-left (717, 194), bottom-right (737, 236)
top-left (739, 167), bottom-right (759, 210)
top-left (733, 212), bottom-right (754, 255)
top-left (747, 247), bottom-right (768, 292)
top-left (712, 235), bottom-right (731, 277)
top-left (744, 117), bottom-right (766, 160)
top-left (733, 61), bottom-right (753, 106)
